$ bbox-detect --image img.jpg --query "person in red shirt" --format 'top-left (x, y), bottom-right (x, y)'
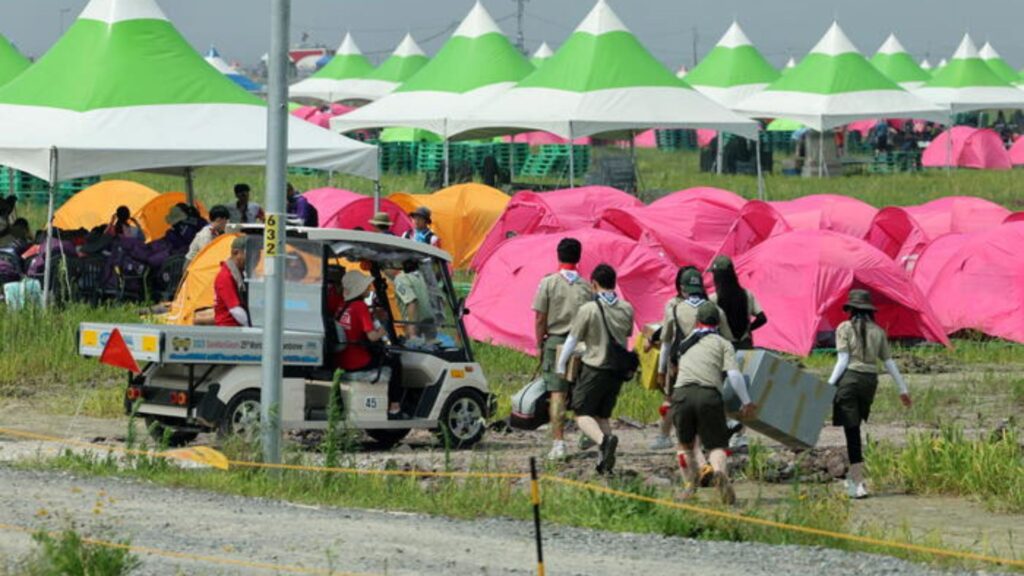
top-left (213, 236), bottom-right (249, 327)
top-left (335, 271), bottom-right (407, 418)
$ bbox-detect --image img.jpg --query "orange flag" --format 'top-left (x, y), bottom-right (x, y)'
top-left (99, 328), bottom-right (141, 374)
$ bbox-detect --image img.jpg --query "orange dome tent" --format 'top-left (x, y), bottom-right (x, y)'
top-left (165, 234), bottom-right (236, 325)
top-left (135, 192), bottom-right (209, 241)
top-left (53, 180), bottom-right (159, 231)
top-left (390, 184), bottom-right (509, 269)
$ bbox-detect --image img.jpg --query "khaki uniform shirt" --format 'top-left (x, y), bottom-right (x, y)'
top-left (186, 225), bottom-right (219, 263)
top-left (569, 298), bottom-right (635, 369)
top-left (673, 333), bottom-right (738, 389)
top-left (532, 272), bottom-right (594, 336)
top-left (394, 271), bottom-right (436, 324)
top-left (710, 290), bottom-right (763, 342)
top-left (661, 296), bottom-right (734, 348)
top-left (836, 319), bottom-right (891, 374)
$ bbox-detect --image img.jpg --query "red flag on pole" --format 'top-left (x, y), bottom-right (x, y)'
top-left (99, 328), bottom-right (141, 374)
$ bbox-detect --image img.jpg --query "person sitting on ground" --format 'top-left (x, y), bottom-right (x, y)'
top-left (334, 272), bottom-right (405, 418)
top-left (556, 264), bottom-right (635, 475)
top-left (402, 207), bottom-right (440, 247)
top-left (186, 205), bottom-right (230, 263)
top-left (230, 183), bottom-right (265, 224)
top-left (370, 212), bottom-right (395, 235)
top-left (708, 255), bottom-right (767, 350)
top-left (105, 206), bottom-right (142, 239)
top-left (286, 183), bottom-right (318, 227)
top-left (826, 289), bottom-right (912, 500)
top-left (213, 236), bottom-right (249, 327)
top-left (671, 302), bottom-right (757, 505)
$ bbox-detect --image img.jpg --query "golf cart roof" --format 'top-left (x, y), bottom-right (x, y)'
top-left (231, 224), bottom-right (452, 263)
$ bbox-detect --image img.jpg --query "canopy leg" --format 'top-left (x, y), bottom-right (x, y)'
top-left (945, 115), bottom-right (953, 176)
top-left (443, 120), bottom-right (450, 188)
top-left (184, 167), bottom-right (196, 206)
top-left (568, 122), bottom-right (576, 188)
top-left (41, 148), bottom-right (58, 308)
top-left (716, 132), bottom-right (724, 175)
top-left (374, 179), bottom-right (382, 213)
top-left (629, 130), bottom-right (638, 195)
top-left (818, 131), bottom-right (824, 178)
top-left (755, 134), bottom-right (766, 201)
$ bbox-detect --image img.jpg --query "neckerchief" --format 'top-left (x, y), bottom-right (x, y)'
top-left (684, 295), bottom-right (705, 308)
top-left (596, 291), bottom-right (618, 306)
top-left (559, 269), bottom-right (580, 284)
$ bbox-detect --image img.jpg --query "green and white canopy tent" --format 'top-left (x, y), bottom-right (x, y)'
top-left (675, 65), bottom-right (687, 79)
top-left (451, 1), bottom-right (757, 140)
top-left (0, 0), bottom-right (378, 301)
top-left (920, 58), bottom-right (933, 72)
top-left (783, 57), bottom-right (797, 74)
top-left (979, 41), bottom-right (1020, 85)
top-left (870, 34), bottom-right (931, 89)
top-left (368, 34), bottom-right (429, 83)
top-left (734, 22), bottom-right (945, 132)
top-left (332, 2), bottom-right (533, 138)
top-left (531, 42), bottom-right (553, 67)
top-left (915, 35), bottom-right (1024, 114)
top-left (936, 58), bottom-right (948, 72)
top-left (684, 22), bottom-right (780, 108)
top-left (289, 33), bottom-right (379, 103)
top-left (0, 35), bottom-right (29, 87)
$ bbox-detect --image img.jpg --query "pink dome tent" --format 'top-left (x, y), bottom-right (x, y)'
top-left (466, 229), bottom-right (676, 354)
top-left (1009, 136), bottom-right (1024, 166)
top-left (1005, 212), bottom-right (1024, 224)
top-left (632, 130), bottom-right (658, 148)
top-left (292, 103), bottom-right (356, 129)
top-left (922, 127), bottom-right (1011, 170)
top-left (716, 194), bottom-right (876, 259)
top-left (911, 233), bottom-right (969, 297)
top-left (303, 188), bottom-right (413, 234)
top-left (471, 186), bottom-right (642, 270)
top-left (864, 207), bottom-right (931, 270)
top-left (733, 230), bottom-right (949, 355)
top-left (597, 187), bottom-right (746, 268)
top-left (922, 223), bottom-right (1024, 342)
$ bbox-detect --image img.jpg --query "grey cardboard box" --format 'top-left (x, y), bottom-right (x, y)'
top-left (721, 349), bottom-right (835, 450)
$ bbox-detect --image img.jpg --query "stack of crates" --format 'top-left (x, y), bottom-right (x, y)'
top-left (494, 143), bottom-right (528, 174)
top-left (415, 142), bottom-right (446, 173)
top-left (520, 145), bottom-right (591, 178)
top-left (767, 131), bottom-right (796, 155)
top-left (655, 129), bottom-right (698, 151)
top-left (0, 167), bottom-right (98, 207)
top-left (287, 166), bottom-right (325, 177)
top-left (379, 141), bottom-right (419, 174)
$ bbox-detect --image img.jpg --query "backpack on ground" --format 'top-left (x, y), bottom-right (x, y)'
top-left (509, 377), bottom-right (550, 430)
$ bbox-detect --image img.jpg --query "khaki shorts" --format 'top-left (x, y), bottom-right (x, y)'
top-left (671, 384), bottom-right (729, 451)
top-left (541, 335), bottom-right (570, 393)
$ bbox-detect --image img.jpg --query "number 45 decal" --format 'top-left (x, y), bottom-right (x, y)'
top-left (364, 397), bottom-right (383, 410)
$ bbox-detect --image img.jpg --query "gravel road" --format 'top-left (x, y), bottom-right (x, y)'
top-left (0, 467), bottom-right (991, 576)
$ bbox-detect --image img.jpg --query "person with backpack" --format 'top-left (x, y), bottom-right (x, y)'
top-left (708, 255), bottom-right (767, 350)
top-left (402, 207), bottom-right (441, 248)
top-left (826, 289), bottom-right (913, 499)
top-left (650, 267), bottom-right (732, 451)
top-left (671, 301), bottom-right (756, 504)
top-left (556, 264), bottom-right (636, 475)
top-left (533, 238), bottom-right (593, 461)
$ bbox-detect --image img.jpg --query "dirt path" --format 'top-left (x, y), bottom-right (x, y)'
top-left (0, 467), bottom-right (985, 576)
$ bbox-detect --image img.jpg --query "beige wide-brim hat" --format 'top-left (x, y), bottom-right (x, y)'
top-left (369, 212), bottom-right (393, 228)
top-left (342, 271), bottom-right (373, 301)
top-left (164, 205), bottom-right (188, 226)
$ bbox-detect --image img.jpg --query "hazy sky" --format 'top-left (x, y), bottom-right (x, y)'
top-left (5, 0), bottom-right (1024, 70)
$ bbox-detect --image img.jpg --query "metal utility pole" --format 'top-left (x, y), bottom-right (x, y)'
top-left (514, 0), bottom-right (528, 54)
top-left (261, 0), bottom-right (291, 465)
top-left (691, 26), bottom-right (699, 67)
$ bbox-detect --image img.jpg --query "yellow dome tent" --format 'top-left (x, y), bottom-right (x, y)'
top-left (52, 180), bottom-right (159, 231)
top-left (390, 184), bottom-right (509, 269)
top-left (135, 192), bottom-right (209, 241)
top-left (165, 233), bottom-right (236, 325)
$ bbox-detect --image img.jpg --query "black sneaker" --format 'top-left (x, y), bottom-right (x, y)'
top-left (596, 434), bottom-right (619, 475)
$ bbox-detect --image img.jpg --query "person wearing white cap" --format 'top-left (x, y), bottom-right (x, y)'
top-left (402, 207), bottom-right (441, 248)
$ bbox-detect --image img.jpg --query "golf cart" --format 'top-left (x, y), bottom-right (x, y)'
top-left (78, 226), bottom-right (494, 449)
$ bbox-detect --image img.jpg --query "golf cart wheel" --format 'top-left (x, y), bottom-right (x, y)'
top-left (365, 428), bottom-right (411, 449)
top-left (435, 388), bottom-right (487, 449)
top-left (144, 417), bottom-right (199, 448)
top-left (218, 389), bottom-right (261, 442)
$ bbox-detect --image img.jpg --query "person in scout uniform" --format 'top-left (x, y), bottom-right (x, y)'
top-left (533, 238), bottom-right (592, 461)
top-left (556, 264), bottom-right (635, 475)
top-left (826, 289), bottom-right (913, 500)
top-left (650, 267), bottom-right (732, 451)
top-left (387, 261), bottom-right (437, 341)
top-left (671, 302), bottom-right (756, 504)
top-left (708, 255), bottom-right (767, 350)
top-left (402, 207), bottom-right (441, 248)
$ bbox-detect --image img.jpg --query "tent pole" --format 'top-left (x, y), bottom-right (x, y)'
top-left (716, 131), bottom-right (724, 175)
top-left (755, 134), bottom-right (766, 201)
top-left (629, 130), bottom-right (638, 195)
top-left (184, 167), bottom-right (196, 206)
top-left (260, 0), bottom-right (292, 466)
top-left (443, 120), bottom-right (450, 188)
top-left (41, 147), bottom-right (58, 308)
top-left (817, 130), bottom-right (824, 178)
top-left (568, 121), bottom-right (575, 188)
top-left (374, 179), bottom-right (382, 213)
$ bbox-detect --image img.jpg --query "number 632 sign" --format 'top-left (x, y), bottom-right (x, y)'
top-left (264, 214), bottom-right (282, 257)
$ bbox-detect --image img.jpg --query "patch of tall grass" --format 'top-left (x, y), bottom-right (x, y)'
top-left (867, 426), bottom-right (1024, 513)
top-left (7, 526), bottom-right (140, 576)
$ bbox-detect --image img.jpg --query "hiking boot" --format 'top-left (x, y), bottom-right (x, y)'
top-left (648, 435), bottom-right (673, 451)
top-left (713, 471), bottom-right (736, 506)
top-left (578, 435), bottom-right (596, 451)
top-left (546, 441), bottom-right (568, 461)
top-left (596, 434), bottom-right (619, 474)
top-left (698, 464), bottom-right (715, 487)
top-left (854, 482), bottom-right (870, 500)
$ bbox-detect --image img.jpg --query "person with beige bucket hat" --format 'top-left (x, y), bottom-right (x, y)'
top-left (827, 289), bottom-right (913, 500)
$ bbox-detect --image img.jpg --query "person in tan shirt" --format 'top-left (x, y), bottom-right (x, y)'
top-left (826, 289), bottom-right (913, 500)
top-left (556, 264), bottom-right (634, 475)
top-left (708, 255), bottom-right (767, 349)
top-left (532, 238), bottom-right (593, 461)
top-left (670, 301), bottom-right (756, 505)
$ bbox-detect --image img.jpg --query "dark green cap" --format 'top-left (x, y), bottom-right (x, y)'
top-left (680, 268), bottom-right (705, 295)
